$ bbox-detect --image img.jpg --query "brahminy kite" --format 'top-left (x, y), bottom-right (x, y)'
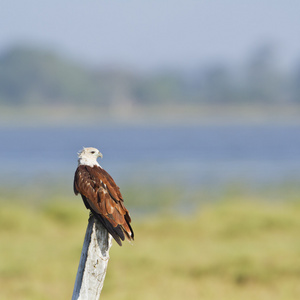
top-left (73, 147), bottom-right (134, 246)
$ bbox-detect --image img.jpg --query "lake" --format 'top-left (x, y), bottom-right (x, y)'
top-left (1, 123), bottom-right (300, 188)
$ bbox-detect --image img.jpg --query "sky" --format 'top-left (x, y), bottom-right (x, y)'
top-left (0, 0), bottom-right (300, 70)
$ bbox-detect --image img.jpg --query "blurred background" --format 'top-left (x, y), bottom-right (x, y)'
top-left (0, 1), bottom-right (300, 300)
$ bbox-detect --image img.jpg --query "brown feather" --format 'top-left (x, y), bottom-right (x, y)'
top-left (73, 165), bottom-right (134, 246)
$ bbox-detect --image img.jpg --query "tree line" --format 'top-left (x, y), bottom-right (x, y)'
top-left (0, 45), bottom-right (299, 106)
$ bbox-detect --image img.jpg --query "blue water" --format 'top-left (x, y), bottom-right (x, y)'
top-left (1, 123), bottom-right (300, 187)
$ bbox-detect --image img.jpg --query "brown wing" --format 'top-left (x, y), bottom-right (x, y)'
top-left (74, 165), bottom-right (134, 246)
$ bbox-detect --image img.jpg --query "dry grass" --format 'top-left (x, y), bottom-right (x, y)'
top-left (0, 191), bottom-right (300, 300)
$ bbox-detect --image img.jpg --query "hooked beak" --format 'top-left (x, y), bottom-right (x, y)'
top-left (98, 152), bottom-right (103, 159)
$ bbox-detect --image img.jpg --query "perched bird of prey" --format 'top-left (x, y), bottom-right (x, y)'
top-left (73, 147), bottom-right (134, 246)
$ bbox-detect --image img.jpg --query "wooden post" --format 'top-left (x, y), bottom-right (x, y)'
top-left (72, 215), bottom-right (112, 300)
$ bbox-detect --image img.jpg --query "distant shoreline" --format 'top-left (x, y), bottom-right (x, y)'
top-left (1, 103), bottom-right (300, 127)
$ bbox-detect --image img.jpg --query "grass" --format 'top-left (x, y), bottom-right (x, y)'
top-left (0, 188), bottom-right (300, 299)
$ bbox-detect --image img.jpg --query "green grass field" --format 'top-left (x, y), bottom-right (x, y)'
top-left (0, 187), bottom-right (300, 300)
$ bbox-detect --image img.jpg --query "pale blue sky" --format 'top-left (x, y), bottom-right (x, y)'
top-left (0, 1), bottom-right (299, 70)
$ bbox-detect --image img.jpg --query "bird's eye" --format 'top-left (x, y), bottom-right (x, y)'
top-left (91, 151), bottom-right (95, 154)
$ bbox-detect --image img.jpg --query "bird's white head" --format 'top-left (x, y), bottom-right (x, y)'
top-left (77, 147), bottom-right (103, 167)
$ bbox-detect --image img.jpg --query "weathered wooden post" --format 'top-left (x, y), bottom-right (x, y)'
top-left (72, 215), bottom-right (112, 300)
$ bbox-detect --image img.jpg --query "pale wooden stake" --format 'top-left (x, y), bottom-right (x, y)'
top-left (72, 215), bottom-right (112, 300)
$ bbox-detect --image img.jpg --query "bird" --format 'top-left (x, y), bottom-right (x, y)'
top-left (73, 147), bottom-right (134, 246)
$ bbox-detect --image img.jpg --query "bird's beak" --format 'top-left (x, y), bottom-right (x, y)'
top-left (98, 152), bottom-right (103, 158)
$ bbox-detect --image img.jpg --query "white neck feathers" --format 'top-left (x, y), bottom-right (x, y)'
top-left (78, 157), bottom-right (101, 168)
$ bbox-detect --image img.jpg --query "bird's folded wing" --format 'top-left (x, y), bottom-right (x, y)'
top-left (74, 166), bottom-right (132, 236)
